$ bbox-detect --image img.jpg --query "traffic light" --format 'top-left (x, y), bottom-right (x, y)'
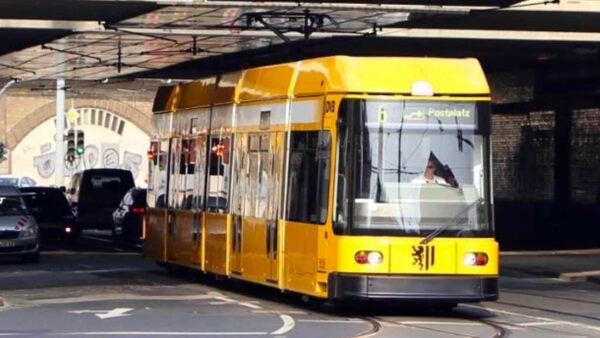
top-left (76, 130), bottom-right (85, 155)
top-left (0, 142), bottom-right (6, 163)
top-left (66, 129), bottom-right (75, 161)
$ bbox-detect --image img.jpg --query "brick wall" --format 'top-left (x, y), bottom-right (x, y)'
top-left (492, 112), bottom-right (556, 201)
top-left (571, 108), bottom-right (600, 204)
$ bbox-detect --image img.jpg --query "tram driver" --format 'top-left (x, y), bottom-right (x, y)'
top-left (411, 152), bottom-right (459, 188)
top-left (411, 160), bottom-right (447, 185)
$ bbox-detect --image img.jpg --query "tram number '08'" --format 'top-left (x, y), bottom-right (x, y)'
top-left (325, 100), bottom-right (336, 113)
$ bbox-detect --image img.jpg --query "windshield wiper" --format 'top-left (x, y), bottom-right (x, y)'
top-left (455, 116), bottom-right (473, 152)
top-left (420, 199), bottom-right (483, 245)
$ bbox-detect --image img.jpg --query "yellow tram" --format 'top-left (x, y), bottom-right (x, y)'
top-left (145, 56), bottom-right (498, 303)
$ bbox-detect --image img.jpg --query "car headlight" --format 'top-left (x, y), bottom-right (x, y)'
top-left (19, 226), bottom-right (38, 239)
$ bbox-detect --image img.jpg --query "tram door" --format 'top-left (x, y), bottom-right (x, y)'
top-left (267, 132), bottom-right (285, 283)
top-left (191, 135), bottom-right (207, 268)
top-left (230, 134), bottom-right (247, 275)
top-left (166, 137), bottom-right (180, 263)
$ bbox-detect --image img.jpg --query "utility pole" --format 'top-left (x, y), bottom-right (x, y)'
top-left (55, 78), bottom-right (65, 187)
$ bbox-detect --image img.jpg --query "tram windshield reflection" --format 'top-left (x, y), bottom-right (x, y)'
top-left (336, 99), bottom-right (491, 237)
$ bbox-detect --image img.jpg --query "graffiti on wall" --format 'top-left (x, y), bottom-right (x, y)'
top-left (33, 142), bottom-right (143, 179)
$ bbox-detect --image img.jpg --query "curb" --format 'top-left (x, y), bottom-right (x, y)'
top-left (501, 248), bottom-right (600, 256)
top-left (559, 270), bottom-right (600, 283)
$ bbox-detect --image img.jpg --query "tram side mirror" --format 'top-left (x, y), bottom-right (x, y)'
top-left (336, 173), bottom-right (347, 223)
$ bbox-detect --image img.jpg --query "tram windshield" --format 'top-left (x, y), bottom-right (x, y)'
top-left (335, 99), bottom-right (492, 237)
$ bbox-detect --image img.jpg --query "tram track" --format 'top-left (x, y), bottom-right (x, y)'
top-left (503, 289), bottom-right (600, 307)
top-left (495, 300), bottom-right (600, 323)
top-left (353, 317), bottom-right (382, 338)
top-left (466, 302), bottom-right (600, 337)
top-left (364, 316), bottom-right (507, 338)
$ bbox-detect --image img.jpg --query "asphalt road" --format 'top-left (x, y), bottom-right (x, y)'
top-left (1, 232), bottom-right (600, 337)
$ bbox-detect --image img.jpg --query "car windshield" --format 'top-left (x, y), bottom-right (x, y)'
top-left (22, 191), bottom-right (71, 217)
top-left (0, 196), bottom-right (26, 216)
top-left (0, 178), bottom-right (18, 186)
top-left (83, 174), bottom-right (134, 207)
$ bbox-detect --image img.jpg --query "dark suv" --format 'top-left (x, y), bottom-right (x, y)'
top-left (20, 186), bottom-right (80, 244)
top-left (112, 187), bottom-right (147, 243)
top-left (67, 169), bottom-right (135, 229)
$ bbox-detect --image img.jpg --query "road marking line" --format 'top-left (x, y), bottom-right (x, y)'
top-left (465, 304), bottom-right (600, 332)
top-left (237, 301), bottom-right (262, 309)
top-left (0, 268), bottom-right (152, 280)
top-left (68, 308), bottom-right (133, 319)
top-left (81, 235), bottom-right (113, 243)
top-left (68, 268), bottom-right (151, 274)
top-left (271, 314), bottom-right (295, 335)
top-left (252, 310), bottom-right (306, 315)
top-left (397, 321), bottom-right (482, 326)
top-left (298, 319), bottom-right (364, 324)
top-left (42, 251), bottom-right (136, 256)
top-left (518, 321), bottom-right (564, 327)
top-left (56, 332), bottom-right (267, 336)
top-left (210, 296), bottom-right (262, 309)
top-left (34, 294), bottom-right (217, 305)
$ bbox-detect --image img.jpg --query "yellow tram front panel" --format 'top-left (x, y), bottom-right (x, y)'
top-left (330, 236), bottom-right (391, 275)
top-left (389, 238), bottom-right (457, 274)
top-left (204, 212), bottom-right (230, 275)
top-left (455, 238), bottom-right (499, 275)
top-left (331, 236), bottom-right (498, 276)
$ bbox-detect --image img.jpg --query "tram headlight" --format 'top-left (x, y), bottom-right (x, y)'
top-left (367, 251), bottom-right (383, 264)
top-left (355, 251), bottom-right (383, 265)
top-left (463, 252), bottom-right (488, 266)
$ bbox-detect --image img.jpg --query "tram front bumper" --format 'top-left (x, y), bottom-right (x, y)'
top-left (328, 273), bottom-right (498, 302)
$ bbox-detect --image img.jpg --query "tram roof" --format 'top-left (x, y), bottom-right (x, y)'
top-left (153, 55), bottom-right (489, 112)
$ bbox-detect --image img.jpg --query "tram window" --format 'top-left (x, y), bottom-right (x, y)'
top-left (286, 131), bottom-right (330, 224)
top-left (179, 138), bottom-right (197, 210)
top-left (210, 138), bottom-right (229, 175)
top-left (207, 136), bottom-right (231, 212)
top-left (246, 135), bottom-right (260, 217)
top-left (257, 134), bottom-right (270, 218)
top-left (155, 139), bottom-right (169, 208)
top-left (194, 135), bottom-right (207, 211)
top-left (180, 139), bottom-right (196, 175)
top-left (169, 139), bottom-right (182, 208)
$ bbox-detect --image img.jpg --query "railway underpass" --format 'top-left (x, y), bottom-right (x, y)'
top-left (1, 1), bottom-right (600, 337)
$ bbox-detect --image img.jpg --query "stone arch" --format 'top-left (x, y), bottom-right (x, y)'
top-left (6, 98), bottom-right (152, 149)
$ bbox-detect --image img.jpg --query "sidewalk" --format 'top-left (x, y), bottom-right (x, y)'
top-left (501, 248), bottom-right (600, 282)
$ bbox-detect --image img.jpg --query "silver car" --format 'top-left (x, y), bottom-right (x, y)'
top-left (0, 185), bottom-right (40, 263)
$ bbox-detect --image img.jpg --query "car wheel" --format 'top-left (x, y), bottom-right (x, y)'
top-left (64, 232), bottom-right (80, 247)
top-left (22, 251), bottom-right (40, 264)
top-left (112, 227), bottom-right (122, 245)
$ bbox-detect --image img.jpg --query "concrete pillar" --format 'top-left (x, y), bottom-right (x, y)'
top-left (55, 79), bottom-right (65, 187)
